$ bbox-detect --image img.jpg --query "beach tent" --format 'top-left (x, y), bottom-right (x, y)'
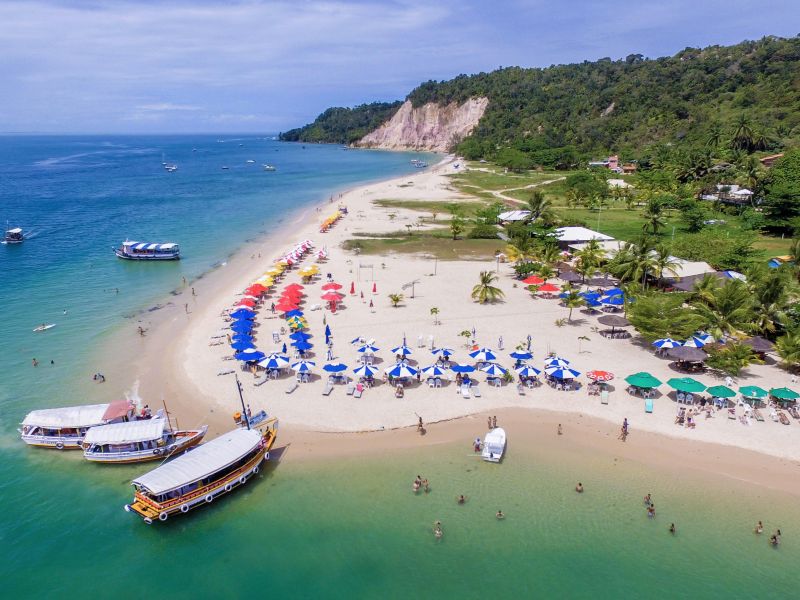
top-left (625, 372), bottom-right (661, 388)
top-left (667, 377), bottom-right (706, 393)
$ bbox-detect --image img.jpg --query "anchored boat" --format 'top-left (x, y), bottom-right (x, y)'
top-left (481, 427), bottom-right (506, 463)
top-left (114, 241), bottom-right (180, 260)
top-left (82, 418), bottom-right (208, 464)
top-left (4, 225), bottom-right (24, 244)
top-left (19, 400), bottom-right (134, 450)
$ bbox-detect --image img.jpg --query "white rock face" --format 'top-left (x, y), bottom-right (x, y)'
top-left (357, 97), bottom-right (488, 151)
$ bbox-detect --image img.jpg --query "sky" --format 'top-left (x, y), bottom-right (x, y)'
top-left (0, 0), bottom-right (797, 134)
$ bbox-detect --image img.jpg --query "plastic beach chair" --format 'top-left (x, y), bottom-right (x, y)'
top-left (645, 398), bottom-right (654, 413)
top-left (601, 390), bottom-right (609, 405)
top-left (472, 386), bottom-right (482, 398)
top-left (460, 385), bottom-right (470, 399)
top-left (346, 383), bottom-right (355, 396)
top-left (285, 381), bottom-right (298, 394)
top-left (322, 383), bottom-right (334, 396)
top-left (354, 385), bottom-right (363, 399)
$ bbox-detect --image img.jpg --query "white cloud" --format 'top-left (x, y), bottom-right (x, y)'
top-left (137, 103), bottom-right (202, 112)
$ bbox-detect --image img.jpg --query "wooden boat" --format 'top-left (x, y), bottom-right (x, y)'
top-left (113, 241), bottom-right (180, 260)
top-left (481, 427), bottom-right (506, 463)
top-left (124, 417), bottom-right (278, 524)
top-left (19, 400), bottom-right (133, 450)
top-left (82, 418), bottom-right (207, 464)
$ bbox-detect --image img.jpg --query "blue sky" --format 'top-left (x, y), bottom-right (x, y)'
top-left (1, 0), bottom-right (797, 133)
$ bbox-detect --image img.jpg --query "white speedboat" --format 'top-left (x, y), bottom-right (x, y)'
top-left (481, 427), bottom-right (506, 463)
top-left (263, 164), bottom-right (276, 171)
top-left (19, 400), bottom-right (134, 450)
top-left (82, 417), bottom-right (207, 464)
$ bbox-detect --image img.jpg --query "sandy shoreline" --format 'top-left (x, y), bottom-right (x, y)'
top-left (108, 153), bottom-right (800, 475)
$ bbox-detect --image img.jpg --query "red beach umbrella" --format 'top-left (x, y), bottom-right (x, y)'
top-left (537, 283), bottom-right (560, 293)
top-left (321, 292), bottom-right (344, 301)
top-left (245, 284), bottom-right (268, 294)
top-left (237, 298), bottom-right (257, 307)
top-left (372, 282), bottom-right (377, 294)
top-left (349, 281), bottom-right (355, 295)
top-left (275, 303), bottom-right (299, 312)
top-left (321, 282), bottom-right (342, 290)
top-left (284, 283), bottom-right (304, 291)
top-left (522, 275), bottom-right (544, 285)
top-left (586, 370), bottom-right (614, 382)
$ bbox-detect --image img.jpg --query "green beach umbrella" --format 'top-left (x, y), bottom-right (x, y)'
top-left (739, 385), bottom-right (768, 399)
top-left (667, 377), bottom-right (706, 393)
top-left (769, 387), bottom-right (800, 401)
top-left (625, 372), bottom-right (662, 388)
top-left (705, 385), bottom-right (736, 398)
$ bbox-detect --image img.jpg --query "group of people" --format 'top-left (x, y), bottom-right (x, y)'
top-left (486, 415), bottom-right (498, 430)
top-left (754, 521), bottom-right (782, 546)
top-left (412, 475), bottom-right (430, 494)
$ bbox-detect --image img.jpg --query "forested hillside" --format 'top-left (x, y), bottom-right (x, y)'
top-left (279, 101), bottom-right (402, 144)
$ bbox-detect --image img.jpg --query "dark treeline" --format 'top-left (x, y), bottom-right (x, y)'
top-left (279, 102), bottom-right (402, 144)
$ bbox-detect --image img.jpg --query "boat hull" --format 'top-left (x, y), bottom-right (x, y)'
top-left (20, 433), bottom-right (86, 450)
top-left (114, 249), bottom-right (180, 261)
top-left (83, 427), bottom-right (207, 464)
top-left (125, 423), bottom-right (277, 524)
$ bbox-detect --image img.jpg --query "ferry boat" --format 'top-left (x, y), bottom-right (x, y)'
top-left (82, 418), bottom-right (208, 464)
top-left (19, 400), bottom-right (134, 450)
top-left (124, 418), bottom-right (278, 524)
top-left (4, 225), bottom-right (23, 244)
top-left (114, 241), bottom-right (181, 261)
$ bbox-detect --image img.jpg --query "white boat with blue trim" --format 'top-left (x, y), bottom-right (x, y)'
top-left (481, 427), bottom-right (506, 463)
top-left (19, 400), bottom-right (135, 450)
top-left (114, 240), bottom-right (180, 260)
top-left (82, 417), bottom-right (207, 464)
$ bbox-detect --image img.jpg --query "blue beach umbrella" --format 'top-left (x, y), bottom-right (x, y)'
top-left (285, 309), bottom-right (304, 318)
top-left (544, 357), bottom-right (570, 368)
top-left (231, 333), bottom-right (254, 342)
top-left (291, 360), bottom-right (316, 373)
top-left (235, 350), bottom-right (266, 362)
top-left (353, 364), bottom-right (380, 378)
top-left (292, 340), bottom-right (313, 351)
top-left (230, 321), bottom-right (254, 333)
top-left (515, 365), bottom-right (541, 377)
top-left (545, 366), bottom-right (581, 379)
top-left (580, 291), bottom-right (601, 299)
top-left (357, 344), bottom-right (380, 354)
top-left (653, 338), bottom-right (680, 349)
top-left (281, 342), bottom-right (287, 353)
top-left (481, 363), bottom-right (507, 376)
top-left (391, 345), bottom-right (413, 356)
top-left (230, 340), bottom-right (256, 351)
top-left (451, 363), bottom-right (476, 373)
top-left (422, 364), bottom-right (448, 377)
top-left (683, 336), bottom-right (708, 348)
top-left (431, 347), bottom-right (454, 357)
top-left (230, 308), bottom-right (256, 319)
top-left (509, 351), bottom-right (533, 360)
top-left (585, 298), bottom-right (602, 308)
top-left (258, 354), bottom-right (290, 369)
top-left (325, 324), bottom-right (332, 338)
top-left (323, 362), bottom-right (347, 373)
top-left (290, 331), bottom-right (312, 341)
top-left (601, 295), bottom-right (624, 306)
top-left (605, 288), bottom-right (624, 296)
top-left (469, 348), bottom-right (497, 362)
top-left (386, 363), bottom-right (418, 378)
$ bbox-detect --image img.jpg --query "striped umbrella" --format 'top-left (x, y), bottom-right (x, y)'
top-left (353, 364), bottom-right (380, 378)
top-left (545, 366), bottom-right (581, 379)
top-left (481, 363), bottom-right (508, 377)
top-left (385, 363), bottom-right (418, 378)
top-left (652, 338), bottom-right (680, 349)
top-left (431, 347), bottom-right (454, 357)
top-left (682, 336), bottom-right (708, 348)
top-left (357, 344), bottom-right (380, 354)
top-left (469, 348), bottom-right (497, 362)
top-left (544, 357), bottom-right (570, 368)
top-left (391, 345), bottom-right (413, 356)
top-left (258, 354), bottom-right (290, 369)
top-left (291, 360), bottom-right (316, 373)
top-left (422, 365), bottom-right (448, 377)
top-left (514, 365), bottom-right (541, 377)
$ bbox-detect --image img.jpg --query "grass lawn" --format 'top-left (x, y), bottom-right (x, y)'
top-left (342, 236), bottom-right (503, 260)
top-left (449, 168), bottom-right (575, 193)
top-left (374, 199), bottom-right (486, 218)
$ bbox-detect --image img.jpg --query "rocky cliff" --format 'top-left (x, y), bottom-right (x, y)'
top-left (356, 97), bottom-right (488, 152)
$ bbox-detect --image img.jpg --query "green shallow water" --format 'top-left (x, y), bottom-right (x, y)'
top-left (2, 437), bottom-right (796, 599)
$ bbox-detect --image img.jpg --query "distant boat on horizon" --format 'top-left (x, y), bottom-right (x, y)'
top-left (4, 222), bottom-right (24, 244)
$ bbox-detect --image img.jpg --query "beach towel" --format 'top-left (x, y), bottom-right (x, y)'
top-left (354, 387), bottom-right (363, 399)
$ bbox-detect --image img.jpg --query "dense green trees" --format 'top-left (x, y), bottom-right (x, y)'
top-left (761, 149), bottom-right (800, 234)
top-left (279, 102), bottom-right (402, 144)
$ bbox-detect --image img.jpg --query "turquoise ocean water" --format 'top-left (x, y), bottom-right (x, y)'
top-left (1, 136), bottom-right (796, 598)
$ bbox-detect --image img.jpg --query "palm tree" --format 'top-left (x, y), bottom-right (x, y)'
top-left (471, 271), bottom-right (505, 304)
top-left (652, 245), bottom-right (680, 283)
top-left (609, 240), bottom-right (656, 287)
top-left (526, 190), bottom-right (552, 222)
top-left (430, 306), bottom-right (440, 325)
top-left (691, 273), bottom-right (721, 305)
top-left (562, 289), bottom-right (585, 321)
top-left (788, 238), bottom-right (800, 282)
top-left (748, 269), bottom-right (791, 335)
top-left (642, 197), bottom-right (667, 236)
top-left (574, 239), bottom-right (606, 282)
top-left (776, 330), bottom-right (800, 370)
top-left (692, 279), bottom-right (754, 339)
top-left (565, 188), bottom-right (586, 208)
top-left (536, 244), bottom-right (561, 268)
top-left (706, 122), bottom-right (723, 149)
top-left (388, 293), bottom-right (404, 308)
top-left (732, 114), bottom-right (755, 152)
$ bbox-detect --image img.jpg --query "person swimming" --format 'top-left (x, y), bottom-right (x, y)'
top-left (433, 520), bottom-right (443, 539)
top-left (754, 521), bottom-right (764, 534)
top-left (457, 495), bottom-right (466, 505)
top-left (644, 493), bottom-right (652, 507)
top-left (575, 482), bottom-right (584, 493)
top-left (496, 510), bottom-right (505, 520)
top-left (669, 523), bottom-right (676, 535)
top-left (647, 504), bottom-right (656, 518)
top-left (769, 534), bottom-right (779, 546)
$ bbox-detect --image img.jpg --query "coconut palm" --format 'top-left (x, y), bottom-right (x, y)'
top-left (691, 273), bottom-right (722, 304)
top-left (652, 244), bottom-right (680, 283)
top-left (641, 197), bottom-right (667, 235)
top-left (692, 279), bottom-right (754, 339)
top-left (471, 271), bottom-right (505, 304)
top-left (430, 306), bottom-right (440, 325)
top-left (536, 244), bottom-right (562, 268)
top-left (776, 330), bottom-right (800, 369)
top-left (732, 114), bottom-right (755, 152)
top-left (574, 239), bottom-right (606, 282)
top-left (706, 122), bottom-right (723, 149)
top-left (748, 269), bottom-right (791, 335)
top-left (609, 240), bottom-right (656, 287)
top-left (562, 288), bottom-right (585, 322)
top-left (526, 190), bottom-right (553, 222)
top-left (388, 293), bottom-right (404, 308)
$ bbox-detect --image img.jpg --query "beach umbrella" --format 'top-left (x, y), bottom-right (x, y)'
top-left (706, 385), bottom-right (736, 398)
top-left (230, 321), bottom-right (254, 333)
top-left (682, 336), bottom-right (708, 348)
top-left (353, 364), bottom-right (380, 378)
top-left (587, 276), bottom-right (617, 287)
top-left (509, 351), bottom-right (533, 360)
top-left (431, 347), bottom-right (454, 357)
top-left (325, 324), bottom-right (332, 339)
top-left (560, 271), bottom-right (582, 283)
top-left (769, 387), bottom-right (800, 401)
top-left (321, 292), bottom-right (344, 302)
top-left (586, 370), bottom-right (614, 382)
top-left (258, 354), bottom-right (290, 369)
top-left (450, 363), bottom-right (476, 373)
top-left (666, 347), bottom-right (708, 362)
top-left (743, 336), bottom-right (775, 354)
top-left (357, 344), bottom-right (380, 354)
top-left (349, 282), bottom-right (356, 294)
top-left (585, 298), bottom-right (602, 309)
top-left (236, 298), bottom-right (257, 307)
top-left (284, 283), bottom-right (304, 291)
top-left (285, 309), bottom-right (304, 318)
top-left (537, 283), bottom-right (560, 293)
top-left (544, 357), bottom-right (570, 368)
top-left (230, 308), bottom-right (256, 319)
top-left (522, 275), bottom-right (544, 285)
top-left (234, 350), bottom-right (266, 362)
top-left (600, 295), bottom-right (624, 306)
top-left (597, 315), bottom-right (630, 328)
top-left (625, 372), bottom-right (661, 388)
top-left (545, 366), bottom-right (581, 379)
top-left (667, 377), bottom-right (706, 394)
top-left (323, 362), bottom-right (347, 373)
top-left (422, 364), bottom-right (448, 377)
top-left (231, 333), bottom-right (254, 342)
top-left (292, 340), bottom-right (313, 351)
top-left (514, 365), bottom-right (541, 377)
top-left (291, 360), bottom-right (316, 373)
top-left (385, 363), bottom-right (418, 378)
top-left (605, 288), bottom-right (624, 296)
top-left (275, 303), bottom-right (299, 313)
top-left (230, 340), bottom-right (256, 351)
top-left (580, 291), bottom-right (601, 299)
top-left (321, 282), bottom-right (342, 290)
top-left (289, 331), bottom-right (312, 341)
top-left (245, 285), bottom-right (267, 295)
top-left (739, 385), bottom-right (768, 399)
top-left (652, 338), bottom-right (680, 349)
top-left (469, 348), bottom-right (497, 362)
top-left (286, 318), bottom-right (306, 330)
top-left (391, 345), bottom-right (413, 356)
top-left (481, 363), bottom-right (508, 377)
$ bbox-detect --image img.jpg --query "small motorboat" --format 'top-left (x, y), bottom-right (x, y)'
top-left (4, 225), bottom-right (24, 244)
top-left (481, 427), bottom-right (506, 463)
top-left (263, 165), bottom-right (276, 171)
top-left (246, 159), bottom-right (255, 164)
top-left (33, 323), bottom-right (56, 332)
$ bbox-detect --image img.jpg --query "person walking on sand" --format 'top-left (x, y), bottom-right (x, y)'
top-left (474, 437), bottom-right (481, 453)
top-left (619, 418), bottom-right (629, 441)
top-left (417, 416), bottom-right (424, 432)
top-left (487, 416), bottom-right (493, 430)
top-left (558, 424), bottom-right (563, 435)
top-left (191, 287), bottom-right (196, 297)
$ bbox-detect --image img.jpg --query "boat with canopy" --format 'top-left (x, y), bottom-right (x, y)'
top-left (113, 241), bottom-right (180, 260)
top-left (82, 417), bottom-right (207, 464)
top-left (481, 427), bottom-right (506, 463)
top-left (19, 400), bottom-right (134, 450)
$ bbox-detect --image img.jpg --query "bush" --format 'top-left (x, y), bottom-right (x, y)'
top-left (468, 224), bottom-right (499, 239)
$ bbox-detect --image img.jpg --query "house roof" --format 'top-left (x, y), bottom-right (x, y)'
top-left (497, 210), bottom-right (530, 222)
top-left (555, 227), bottom-right (614, 243)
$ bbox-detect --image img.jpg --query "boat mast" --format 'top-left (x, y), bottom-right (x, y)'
top-left (234, 374), bottom-right (250, 430)
top-left (162, 396), bottom-right (175, 430)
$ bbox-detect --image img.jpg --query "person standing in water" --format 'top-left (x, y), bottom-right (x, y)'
top-left (754, 521), bottom-right (764, 534)
top-left (669, 523), bottom-right (676, 535)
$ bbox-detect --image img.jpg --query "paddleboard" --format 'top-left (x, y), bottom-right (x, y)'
top-left (33, 324), bottom-right (56, 332)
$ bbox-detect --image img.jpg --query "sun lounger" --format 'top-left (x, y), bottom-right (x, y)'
top-left (354, 386), bottom-right (363, 399)
top-left (600, 390), bottom-right (609, 405)
top-left (729, 408), bottom-right (738, 419)
top-left (217, 369), bottom-right (235, 376)
top-left (285, 381), bottom-right (298, 394)
top-left (472, 386), bottom-right (482, 398)
top-left (752, 408), bottom-right (764, 421)
top-left (460, 385), bottom-right (470, 399)
top-left (779, 412), bottom-right (790, 425)
top-left (789, 406), bottom-right (800, 419)
top-left (645, 398), bottom-right (653, 413)
top-left (346, 383), bottom-right (355, 395)
top-left (254, 373), bottom-right (269, 387)
top-left (322, 383), bottom-right (334, 396)
top-left (517, 384), bottom-right (525, 396)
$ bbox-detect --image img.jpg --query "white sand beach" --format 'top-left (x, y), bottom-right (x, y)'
top-left (117, 156), bottom-right (800, 463)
